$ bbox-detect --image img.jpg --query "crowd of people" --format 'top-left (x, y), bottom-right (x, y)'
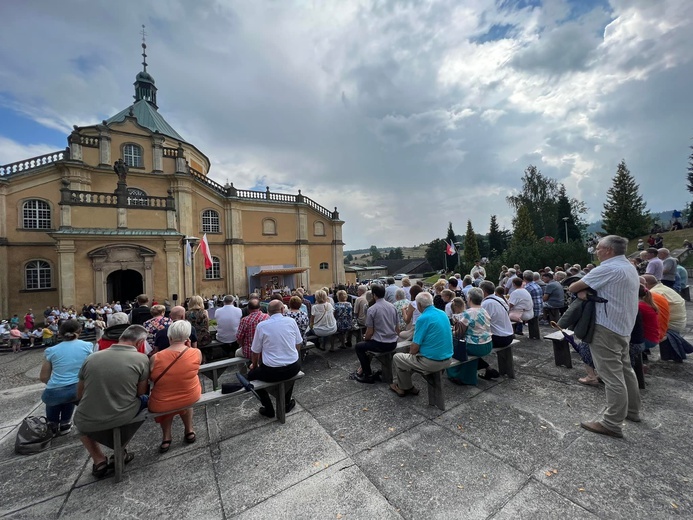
top-left (8, 233), bottom-right (692, 478)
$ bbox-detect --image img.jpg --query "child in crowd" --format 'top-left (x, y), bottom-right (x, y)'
top-left (9, 325), bottom-right (21, 353)
top-left (42, 326), bottom-right (55, 346)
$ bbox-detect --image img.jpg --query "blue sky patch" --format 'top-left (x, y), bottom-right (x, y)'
top-left (0, 104), bottom-right (65, 151)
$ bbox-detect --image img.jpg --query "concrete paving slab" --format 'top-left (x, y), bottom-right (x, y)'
top-left (0, 384), bottom-right (44, 430)
top-left (310, 386), bottom-right (428, 455)
top-left (3, 495), bottom-right (65, 519)
top-left (62, 447), bottom-right (222, 518)
top-left (435, 391), bottom-right (581, 474)
top-left (236, 459), bottom-right (403, 520)
top-left (492, 479), bottom-right (599, 520)
top-left (291, 361), bottom-right (370, 410)
top-left (0, 444), bottom-right (86, 516)
top-left (354, 421), bottom-right (527, 520)
top-left (216, 411), bottom-right (348, 516)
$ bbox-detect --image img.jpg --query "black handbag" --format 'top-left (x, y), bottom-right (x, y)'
top-left (15, 416), bottom-right (53, 455)
top-left (452, 325), bottom-right (468, 362)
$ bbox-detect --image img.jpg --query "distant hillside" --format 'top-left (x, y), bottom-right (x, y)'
top-left (586, 209), bottom-right (684, 235)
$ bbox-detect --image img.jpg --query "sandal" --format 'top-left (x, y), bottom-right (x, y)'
top-left (159, 440), bottom-right (172, 453)
top-left (108, 449), bottom-right (135, 466)
top-left (92, 460), bottom-right (110, 479)
top-left (184, 431), bottom-right (196, 444)
top-left (578, 377), bottom-right (600, 387)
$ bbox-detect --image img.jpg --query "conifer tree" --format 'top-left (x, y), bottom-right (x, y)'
top-left (464, 220), bottom-right (480, 264)
top-left (512, 204), bottom-right (537, 246)
top-left (488, 215), bottom-right (503, 257)
top-left (687, 144), bottom-right (693, 195)
top-left (446, 222), bottom-right (458, 271)
top-left (601, 160), bottom-right (651, 238)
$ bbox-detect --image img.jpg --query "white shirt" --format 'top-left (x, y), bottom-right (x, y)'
top-left (508, 288), bottom-right (534, 320)
top-left (215, 304), bottom-right (243, 343)
top-left (251, 314), bottom-right (301, 367)
top-left (114, 304), bottom-right (122, 312)
top-left (651, 283), bottom-right (687, 333)
top-left (580, 255), bottom-right (639, 336)
top-left (481, 295), bottom-right (514, 337)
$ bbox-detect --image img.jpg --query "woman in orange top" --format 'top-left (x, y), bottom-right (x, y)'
top-left (148, 320), bottom-right (202, 453)
top-left (649, 291), bottom-right (670, 342)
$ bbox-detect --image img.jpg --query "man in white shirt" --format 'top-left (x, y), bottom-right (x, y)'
top-left (215, 295), bottom-right (243, 357)
top-left (248, 300), bottom-right (302, 418)
top-left (569, 235), bottom-right (641, 438)
top-left (470, 260), bottom-right (486, 280)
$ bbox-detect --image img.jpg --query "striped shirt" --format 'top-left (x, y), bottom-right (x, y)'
top-left (580, 255), bottom-right (640, 336)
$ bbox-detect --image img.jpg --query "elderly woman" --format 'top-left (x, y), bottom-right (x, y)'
top-left (148, 320), bottom-right (202, 453)
top-left (393, 289), bottom-right (410, 332)
top-left (97, 312), bottom-right (142, 352)
top-left (432, 279), bottom-right (447, 311)
top-left (306, 289), bottom-right (337, 351)
top-left (40, 319), bottom-right (93, 435)
top-left (186, 295), bottom-right (211, 348)
top-left (333, 290), bottom-right (354, 349)
top-left (401, 278), bottom-right (412, 299)
top-left (143, 305), bottom-right (172, 347)
top-left (286, 296), bottom-right (309, 342)
top-left (400, 285), bottom-right (424, 341)
top-left (447, 288), bottom-right (493, 386)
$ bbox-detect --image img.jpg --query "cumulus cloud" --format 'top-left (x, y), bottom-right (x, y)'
top-left (0, 0), bottom-right (691, 248)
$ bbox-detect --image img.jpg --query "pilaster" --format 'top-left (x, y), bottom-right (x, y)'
top-left (57, 240), bottom-right (77, 306)
top-left (164, 240), bottom-right (182, 302)
top-left (98, 126), bottom-right (111, 166)
top-left (152, 134), bottom-right (165, 173)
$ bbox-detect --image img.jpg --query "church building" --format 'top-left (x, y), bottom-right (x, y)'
top-left (0, 42), bottom-right (345, 317)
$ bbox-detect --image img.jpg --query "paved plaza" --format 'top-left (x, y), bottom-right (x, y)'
top-left (2, 309), bottom-right (693, 519)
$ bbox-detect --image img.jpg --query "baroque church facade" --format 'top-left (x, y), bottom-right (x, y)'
top-left (0, 52), bottom-right (345, 317)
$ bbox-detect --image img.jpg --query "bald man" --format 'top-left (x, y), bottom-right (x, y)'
top-left (248, 300), bottom-right (302, 418)
top-left (658, 248), bottom-right (678, 288)
top-left (643, 274), bottom-right (686, 333)
top-left (153, 306), bottom-right (197, 351)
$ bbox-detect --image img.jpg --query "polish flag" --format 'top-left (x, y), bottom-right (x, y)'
top-left (446, 241), bottom-right (456, 256)
top-left (199, 233), bottom-right (213, 270)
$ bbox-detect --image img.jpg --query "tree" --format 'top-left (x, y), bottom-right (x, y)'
top-left (425, 238), bottom-right (448, 271)
top-left (686, 143), bottom-right (693, 195)
top-left (387, 247), bottom-right (404, 260)
top-left (445, 222), bottom-right (458, 272)
top-left (464, 220), bottom-right (480, 265)
top-left (512, 204), bottom-right (537, 246)
top-left (369, 245), bottom-right (382, 262)
top-left (345, 253), bottom-right (353, 263)
top-left (488, 215), bottom-right (505, 257)
top-left (507, 165), bottom-right (559, 239)
top-left (555, 185), bottom-right (584, 242)
top-left (602, 160), bottom-right (651, 238)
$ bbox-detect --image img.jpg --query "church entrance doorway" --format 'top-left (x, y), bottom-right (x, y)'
top-left (106, 269), bottom-right (143, 304)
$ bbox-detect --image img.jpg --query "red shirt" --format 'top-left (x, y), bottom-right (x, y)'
top-left (236, 310), bottom-right (269, 358)
top-left (638, 301), bottom-right (659, 344)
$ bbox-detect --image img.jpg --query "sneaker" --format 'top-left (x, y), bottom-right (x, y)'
top-left (57, 423), bottom-right (73, 436)
top-left (355, 373), bottom-right (375, 384)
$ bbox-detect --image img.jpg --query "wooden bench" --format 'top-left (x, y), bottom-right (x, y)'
top-left (198, 357), bottom-right (249, 390)
top-left (371, 339), bottom-right (519, 411)
top-left (304, 324), bottom-right (362, 352)
top-left (682, 285), bottom-right (691, 302)
top-left (108, 371), bottom-right (305, 483)
top-left (544, 330), bottom-right (574, 368)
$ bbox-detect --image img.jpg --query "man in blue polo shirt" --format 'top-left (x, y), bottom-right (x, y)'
top-left (389, 291), bottom-right (452, 396)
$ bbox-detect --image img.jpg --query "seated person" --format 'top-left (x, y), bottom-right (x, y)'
top-left (286, 296), bottom-right (309, 343)
top-left (143, 305), bottom-right (172, 347)
top-left (40, 319), bottom-right (93, 435)
top-left (235, 299), bottom-right (268, 359)
top-left (353, 284), bottom-right (399, 383)
top-left (148, 320), bottom-right (202, 453)
top-left (507, 277), bottom-right (534, 334)
top-left (74, 325), bottom-right (150, 479)
top-left (98, 312), bottom-right (138, 351)
top-left (447, 288), bottom-right (493, 386)
top-left (441, 289), bottom-right (455, 318)
top-left (154, 307), bottom-right (199, 352)
top-left (390, 292), bottom-right (452, 396)
top-left (306, 290), bottom-right (337, 351)
top-left (400, 285), bottom-right (423, 341)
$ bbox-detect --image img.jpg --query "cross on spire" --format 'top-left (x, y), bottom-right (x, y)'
top-left (141, 24), bottom-right (148, 72)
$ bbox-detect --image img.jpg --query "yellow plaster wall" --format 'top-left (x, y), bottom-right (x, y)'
top-left (5, 177), bottom-right (61, 240)
top-left (243, 244), bottom-right (298, 267)
top-left (7, 246), bottom-right (60, 318)
top-left (127, 209), bottom-right (169, 229)
top-left (192, 193), bottom-right (225, 236)
top-left (81, 147), bottom-right (100, 166)
top-left (71, 206), bottom-right (118, 229)
top-left (241, 208), bottom-right (297, 242)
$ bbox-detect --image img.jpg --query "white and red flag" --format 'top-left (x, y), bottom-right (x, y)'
top-left (199, 233), bottom-right (213, 269)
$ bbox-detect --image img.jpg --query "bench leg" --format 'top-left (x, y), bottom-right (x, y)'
top-left (527, 317), bottom-right (541, 340)
top-left (633, 351), bottom-right (646, 390)
top-left (113, 427), bottom-right (124, 483)
top-left (212, 369), bottom-right (219, 391)
top-left (497, 347), bottom-right (515, 378)
top-left (378, 352), bottom-right (395, 384)
top-left (424, 371), bottom-right (445, 411)
top-left (552, 339), bottom-right (573, 368)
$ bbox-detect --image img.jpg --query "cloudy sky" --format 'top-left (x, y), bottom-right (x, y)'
top-left (1, 0), bottom-right (692, 249)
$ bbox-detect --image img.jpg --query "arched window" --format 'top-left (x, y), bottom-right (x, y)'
top-left (314, 221), bottom-right (325, 236)
top-left (262, 218), bottom-right (277, 235)
top-left (22, 199), bottom-right (51, 229)
top-left (123, 144), bottom-right (143, 168)
top-left (127, 187), bottom-right (148, 206)
top-left (319, 262), bottom-right (329, 270)
top-left (205, 256), bottom-right (221, 279)
top-left (202, 209), bottom-right (220, 233)
top-left (25, 260), bottom-right (52, 289)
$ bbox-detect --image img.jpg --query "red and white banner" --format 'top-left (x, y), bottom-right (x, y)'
top-left (199, 233), bottom-right (213, 269)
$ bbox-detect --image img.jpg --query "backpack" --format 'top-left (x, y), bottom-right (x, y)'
top-left (14, 416), bottom-right (53, 455)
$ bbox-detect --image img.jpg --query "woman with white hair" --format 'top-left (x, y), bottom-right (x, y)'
top-left (96, 312), bottom-right (141, 352)
top-left (306, 289), bottom-right (337, 350)
top-left (148, 320), bottom-right (202, 453)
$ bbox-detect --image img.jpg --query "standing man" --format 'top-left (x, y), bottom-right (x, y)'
top-left (644, 248), bottom-right (663, 281)
top-left (658, 248), bottom-right (678, 288)
top-left (74, 325), bottom-right (150, 478)
top-left (470, 260), bottom-right (486, 280)
top-left (215, 295), bottom-right (243, 357)
top-left (235, 298), bottom-right (269, 360)
top-left (353, 285), bottom-right (370, 334)
top-left (248, 300), bottom-right (302, 418)
top-left (523, 270), bottom-right (543, 339)
top-left (384, 277), bottom-right (398, 304)
top-left (353, 284), bottom-right (399, 384)
top-left (129, 294), bottom-right (152, 325)
top-left (389, 292), bottom-right (452, 396)
top-left (569, 235), bottom-right (641, 438)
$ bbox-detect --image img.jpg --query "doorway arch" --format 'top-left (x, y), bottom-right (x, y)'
top-left (107, 269), bottom-right (143, 303)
